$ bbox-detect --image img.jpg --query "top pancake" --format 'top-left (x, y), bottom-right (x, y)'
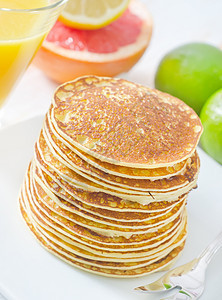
top-left (51, 76), bottom-right (202, 168)
top-left (45, 109), bottom-right (188, 180)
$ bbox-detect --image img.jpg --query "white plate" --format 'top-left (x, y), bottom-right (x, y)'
top-left (0, 116), bottom-right (222, 300)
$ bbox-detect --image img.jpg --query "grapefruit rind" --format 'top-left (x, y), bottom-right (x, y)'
top-left (34, 0), bottom-right (153, 83)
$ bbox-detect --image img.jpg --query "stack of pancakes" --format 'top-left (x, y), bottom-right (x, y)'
top-left (19, 76), bottom-right (202, 278)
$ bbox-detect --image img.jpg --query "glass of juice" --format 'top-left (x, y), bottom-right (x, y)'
top-left (0, 0), bottom-right (67, 125)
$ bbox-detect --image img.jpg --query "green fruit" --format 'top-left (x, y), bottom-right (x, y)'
top-left (200, 88), bottom-right (222, 164)
top-left (155, 43), bottom-right (222, 115)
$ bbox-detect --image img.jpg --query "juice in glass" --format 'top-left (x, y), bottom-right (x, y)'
top-left (0, 0), bottom-right (51, 107)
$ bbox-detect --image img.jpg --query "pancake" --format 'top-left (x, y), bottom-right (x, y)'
top-left (19, 75), bottom-right (202, 278)
top-left (21, 188), bottom-right (184, 248)
top-left (26, 171), bottom-right (185, 239)
top-left (21, 163), bottom-right (185, 246)
top-left (39, 126), bottom-right (198, 193)
top-left (22, 184), bottom-right (187, 262)
top-left (34, 163), bottom-right (187, 213)
top-left (30, 170), bottom-right (186, 234)
top-left (20, 199), bottom-right (186, 277)
top-left (33, 151), bottom-right (199, 204)
top-left (33, 174), bottom-right (186, 223)
top-left (51, 76), bottom-right (202, 168)
top-left (35, 144), bottom-right (199, 204)
top-left (25, 199), bottom-right (185, 253)
top-left (20, 173), bottom-right (187, 262)
top-left (45, 110), bottom-right (189, 180)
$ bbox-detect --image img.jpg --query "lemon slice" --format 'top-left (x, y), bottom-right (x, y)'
top-left (59, 0), bottom-right (130, 29)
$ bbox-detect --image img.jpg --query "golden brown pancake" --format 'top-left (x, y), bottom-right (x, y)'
top-left (33, 175), bottom-right (186, 223)
top-left (27, 171), bottom-right (185, 239)
top-left (51, 76), bottom-right (202, 168)
top-left (22, 184), bottom-right (187, 261)
top-left (34, 163), bottom-right (186, 213)
top-left (45, 111), bottom-right (189, 180)
top-left (33, 141), bottom-right (200, 204)
top-left (38, 127), bottom-right (199, 193)
top-left (20, 173), bottom-right (187, 263)
top-left (20, 199), bottom-right (186, 277)
top-left (30, 171), bottom-right (186, 234)
top-left (19, 75), bottom-right (202, 278)
top-left (21, 163), bottom-right (185, 246)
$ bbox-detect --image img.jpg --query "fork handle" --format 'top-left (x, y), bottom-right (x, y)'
top-left (198, 230), bottom-right (222, 265)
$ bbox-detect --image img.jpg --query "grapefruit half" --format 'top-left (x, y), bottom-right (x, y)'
top-left (33, 0), bottom-right (153, 83)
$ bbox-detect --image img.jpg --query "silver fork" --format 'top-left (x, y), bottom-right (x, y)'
top-left (135, 231), bottom-right (222, 299)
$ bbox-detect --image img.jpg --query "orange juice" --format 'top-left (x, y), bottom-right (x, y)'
top-left (0, 0), bottom-right (50, 107)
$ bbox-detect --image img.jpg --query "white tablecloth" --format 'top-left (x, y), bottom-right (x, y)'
top-left (3, 0), bottom-right (222, 127)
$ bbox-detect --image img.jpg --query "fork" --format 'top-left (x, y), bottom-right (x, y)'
top-left (135, 231), bottom-right (222, 299)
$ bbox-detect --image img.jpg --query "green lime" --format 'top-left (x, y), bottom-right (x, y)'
top-left (200, 88), bottom-right (222, 164)
top-left (155, 43), bottom-right (222, 115)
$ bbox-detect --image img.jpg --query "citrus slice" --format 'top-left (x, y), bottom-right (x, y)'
top-left (34, 0), bottom-right (152, 83)
top-left (59, 0), bottom-right (130, 30)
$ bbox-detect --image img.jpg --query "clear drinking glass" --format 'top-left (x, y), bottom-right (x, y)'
top-left (0, 0), bottom-right (67, 126)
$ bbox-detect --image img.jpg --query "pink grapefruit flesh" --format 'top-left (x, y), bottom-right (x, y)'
top-left (47, 9), bottom-right (142, 54)
top-left (33, 0), bottom-right (153, 83)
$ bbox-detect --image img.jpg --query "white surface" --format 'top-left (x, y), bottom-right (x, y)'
top-left (0, 116), bottom-right (222, 300)
top-left (2, 0), bottom-right (222, 127)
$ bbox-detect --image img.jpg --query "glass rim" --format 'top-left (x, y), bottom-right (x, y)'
top-left (0, 0), bottom-right (67, 13)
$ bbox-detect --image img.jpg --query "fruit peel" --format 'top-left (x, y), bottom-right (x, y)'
top-left (200, 88), bottom-right (222, 164)
top-left (155, 43), bottom-right (222, 115)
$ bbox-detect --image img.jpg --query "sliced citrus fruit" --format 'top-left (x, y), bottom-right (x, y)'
top-left (59, 0), bottom-right (130, 30)
top-left (34, 0), bottom-right (152, 83)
